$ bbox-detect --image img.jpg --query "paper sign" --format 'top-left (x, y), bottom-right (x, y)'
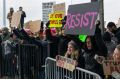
top-left (24, 21), bottom-right (32, 29)
top-left (56, 55), bottom-right (76, 72)
top-left (11, 11), bottom-right (22, 28)
top-left (64, 2), bottom-right (99, 35)
top-left (102, 60), bottom-right (120, 75)
top-left (49, 12), bottom-right (63, 28)
top-left (24, 20), bottom-right (41, 33)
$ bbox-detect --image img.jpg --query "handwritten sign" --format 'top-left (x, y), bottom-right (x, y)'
top-left (49, 12), bottom-right (63, 28)
top-left (11, 11), bottom-right (22, 28)
top-left (24, 21), bottom-right (32, 29)
top-left (102, 60), bottom-right (120, 75)
top-left (56, 55), bottom-right (76, 72)
top-left (64, 2), bottom-right (99, 35)
top-left (24, 20), bottom-right (41, 33)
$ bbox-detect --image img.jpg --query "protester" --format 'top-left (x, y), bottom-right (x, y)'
top-left (2, 33), bottom-right (18, 79)
top-left (0, 29), bottom-right (3, 77)
top-left (1, 27), bottom-right (10, 42)
top-left (103, 22), bottom-right (118, 55)
top-left (65, 40), bottom-right (85, 68)
top-left (104, 44), bottom-right (120, 79)
top-left (113, 44), bottom-right (120, 61)
top-left (83, 21), bottom-right (107, 78)
top-left (18, 6), bottom-right (26, 29)
top-left (58, 28), bottom-right (71, 56)
top-left (7, 7), bottom-right (14, 29)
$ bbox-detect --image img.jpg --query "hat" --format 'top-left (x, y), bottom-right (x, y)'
top-left (68, 40), bottom-right (78, 50)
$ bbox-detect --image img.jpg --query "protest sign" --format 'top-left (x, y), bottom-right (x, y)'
top-left (24, 21), bottom-right (32, 29)
top-left (11, 11), bottom-right (22, 28)
top-left (49, 12), bottom-right (63, 28)
top-left (56, 55), bottom-right (76, 72)
top-left (24, 20), bottom-right (41, 33)
top-left (64, 2), bottom-right (99, 35)
top-left (102, 60), bottom-right (120, 75)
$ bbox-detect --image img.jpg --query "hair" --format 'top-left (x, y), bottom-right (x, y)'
top-left (85, 36), bottom-right (98, 51)
top-left (68, 40), bottom-right (78, 50)
top-left (45, 28), bottom-right (53, 40)
top-left (41, 21), bottom-right (44, 30)
top-left (19, 6), bottom-right (22, 8)
top-left (46, 21), bottom-right (50, 28)
top-left (107, 22), bottom-right (116, 28)
top-left (116, 44), bottom-right (120, 51)
top-left (10, 7), bottom-right (13, 10)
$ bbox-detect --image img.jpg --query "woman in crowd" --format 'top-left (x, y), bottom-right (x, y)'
top-left (65, 40), bottom-right (85, 68)
top-left (83, 21), bottom-right (108, 78)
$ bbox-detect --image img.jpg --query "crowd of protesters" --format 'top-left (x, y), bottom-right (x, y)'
top-left (0, 7), bottom-right (120, 79)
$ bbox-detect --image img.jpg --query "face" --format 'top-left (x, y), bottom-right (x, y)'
top-left (19, 7), bottom-right (22, 11)
top-left (10, 8), bottom-right (14, 12)
top-left (113, 48), bottom-right (120, 61)
top-left (61, 29), bottom-right (65, 36)
top-left (67, 44), bottom-right (74, 54)
top-left (13, 34), bottom-right (17, 40)
top-left (86, 37), bottom-right (92, 50)
top-left (2, 30), bottom-right (7, 35)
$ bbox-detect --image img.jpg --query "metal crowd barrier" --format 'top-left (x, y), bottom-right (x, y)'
top-left (18, 44), bottom-right (37, 79)
top-left (1, 44), bottom-right (43, 79)
top-left (45, 57), bottom-right (102, 79)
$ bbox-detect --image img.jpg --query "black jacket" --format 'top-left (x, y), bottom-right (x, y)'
top-left (83, 25), bottom-right (107, 78)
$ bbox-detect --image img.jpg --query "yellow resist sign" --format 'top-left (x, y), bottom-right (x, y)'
top-left (49, 12), bottom-right (63, 28)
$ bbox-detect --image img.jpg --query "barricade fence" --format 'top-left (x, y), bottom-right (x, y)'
top-left (0, 41), bottom-right (57, 79)
top-left (1, 42), bottom-right (105, 79)
top-left (45, 57), bottom-right (102, 79)
top-left (0, 43), bottom-right (45, 79)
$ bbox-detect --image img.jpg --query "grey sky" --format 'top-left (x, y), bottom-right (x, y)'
top-left (0, 0), bottom-right (120, 27)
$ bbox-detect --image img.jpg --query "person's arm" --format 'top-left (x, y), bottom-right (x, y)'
top-left (95, 21), bottom-right (108, 57)
top-left (23, 11), bottom-right (26, 17)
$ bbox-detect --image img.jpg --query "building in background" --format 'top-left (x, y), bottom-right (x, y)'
top-left (42, 1), bottom-right (56, 24)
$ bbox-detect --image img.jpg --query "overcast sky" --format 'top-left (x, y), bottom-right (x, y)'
top-left (0, 0), bottom-right (120, 28)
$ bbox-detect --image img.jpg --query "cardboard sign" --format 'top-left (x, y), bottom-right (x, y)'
top-left (56, 55), bottom-right (76, 72)
top-left (102, 60), bottom-right (120, 75)
top-left (53, 3), bottom-right (65, 17)
top-left (11, 11), bottom-right (22, 28)
top-left (64, 2), bottom-right (99, 35)
top-left (24, 20), bottom-right (41, 33)
top-left (24, 21), bottom-right (32, 29)
top-left (49, 12), bottom-right (63, 28)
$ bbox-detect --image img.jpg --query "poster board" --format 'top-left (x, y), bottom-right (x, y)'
top-left (64, 2), bottom-right (99, 35)
top-left (49, 12), bottom-right (63, 28)
top-left (11, 11), bottom-right (22, 28)
top-left (102, 60), bottom-right (120, 75)
top-left (24, 21), bottom-right (32, 29)
top-left (56, 55), bottom-right (76, 72)
top-left (24, 20), bottom-right (41, 33)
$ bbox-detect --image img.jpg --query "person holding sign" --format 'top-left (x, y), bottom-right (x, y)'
top-left (65, 40), bottom-right (85, 68)
top-left (102, 45), bottom-right (120, 79)
top-left (7, 7), bottom-right (14, 29)
top-left (83, 21), bottom-right (108, 78)
top-left (18, 7), bottom-right (26, 29)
